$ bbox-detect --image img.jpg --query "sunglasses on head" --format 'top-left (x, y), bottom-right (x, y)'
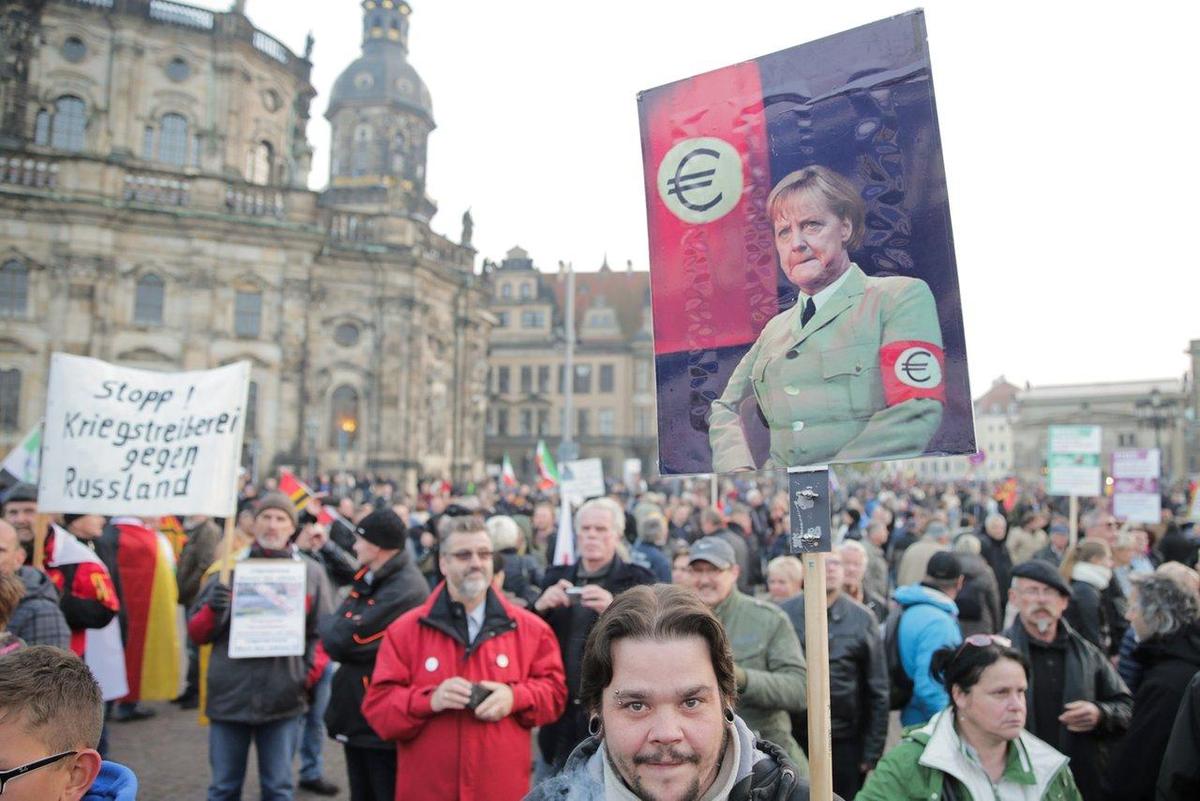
top-left (955, 633), bottom-right (1011, 657)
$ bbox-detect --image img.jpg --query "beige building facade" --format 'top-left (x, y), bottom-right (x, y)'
top-left (484, 249), bottom-right (657, 482)
top-left (0, 0), bottom-right (490, 489)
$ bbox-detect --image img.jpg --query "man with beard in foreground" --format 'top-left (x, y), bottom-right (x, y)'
top-left (527, 584), bottom-right (832, 800)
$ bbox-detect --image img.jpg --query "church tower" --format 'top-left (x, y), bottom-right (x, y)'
top-left (324, 0), bottom-right (435, 222)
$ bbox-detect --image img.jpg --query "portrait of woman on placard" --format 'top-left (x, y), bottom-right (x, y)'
top-left (708, 165), bottom-right (945, 472)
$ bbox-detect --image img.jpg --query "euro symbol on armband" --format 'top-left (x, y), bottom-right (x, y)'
top-left (900, 351), bottom-right (933, 384)
top-left (666, 148), bottom-right (723, 212)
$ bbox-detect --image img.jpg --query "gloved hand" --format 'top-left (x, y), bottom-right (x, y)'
top-left (208, 583), bottom-right (232, 614)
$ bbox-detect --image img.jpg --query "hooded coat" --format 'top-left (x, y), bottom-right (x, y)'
top-left (894, 584), bottom-right (963, 726)
top-left (8, 564), bottom-right (71, 650)
top-left (1106, 621), bottom-right (1200, 801)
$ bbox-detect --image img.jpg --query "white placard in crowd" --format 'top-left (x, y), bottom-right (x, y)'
top-left (38, 353), bottom-right (249, 516)
top-left (1112, 448), bottom-right (1161, 524)
top-left (228, 559), bottom-right (307, 659)
top-left (1046, 425), bottom-right (1102, 497)
top-left (622, 458), bottom-right (643, 490)
top-left (561, 458), bottom-right (605, 506)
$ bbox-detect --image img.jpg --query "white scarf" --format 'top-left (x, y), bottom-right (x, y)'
top-left (1072, 561), bottom-right (1112, 590)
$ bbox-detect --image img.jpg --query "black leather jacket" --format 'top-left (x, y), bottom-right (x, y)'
top-left (780, 593), bottom-right (889, 764)
top-left (1004, 617), bottom-right (1132, 801)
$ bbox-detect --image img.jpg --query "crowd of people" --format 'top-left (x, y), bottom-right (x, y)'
top-left (1, 468), bottom-right (1199, 801)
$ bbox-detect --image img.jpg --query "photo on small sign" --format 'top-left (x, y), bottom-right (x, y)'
top-left (639, 10), bottom-right (974, 475)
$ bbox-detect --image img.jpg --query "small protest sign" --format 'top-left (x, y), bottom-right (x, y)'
top-left (787, 467), bottom-right (832, 554)
top-left (1047, 425), bottom-right (1102, 497)
top-left (639, 10), bottom-right (974, 476)
top-left (561, 458), bottom-right (605, 506)
top-left (1111, 449), bottom-right (1161, 524)
top-left (228, 559), bottom-right (307, 659)
top-left (39, 353), bottom-right (249, 516)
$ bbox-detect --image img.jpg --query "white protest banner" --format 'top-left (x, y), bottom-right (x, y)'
top-left (1047, 425), bottom-right (1102, 497)
top-left (622, 458), bottom-right (643, 490)
top-left (1112, 449), bottom-right (1161, 524)
top-left (561, 457), bottom-right (605, 506)
top-left (228, 559), bottom-right (307, 659)
top-left (39, 353), bottom-right (249, 516)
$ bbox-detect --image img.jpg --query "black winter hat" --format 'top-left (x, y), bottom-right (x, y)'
top-left (356, 509), bottom-right (407, 550)
top-left (0, 482), bottom-right (36, 509)
top-left (1011, 559), bottom-right (1073, 598)
top-left (925, 551), bottom-right (962, 581)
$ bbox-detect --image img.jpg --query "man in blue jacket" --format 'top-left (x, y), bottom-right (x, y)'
top-left (894, 551), bottom-right (963, 726)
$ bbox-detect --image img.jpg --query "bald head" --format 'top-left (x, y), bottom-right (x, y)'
top-left (0, 520), bottom-right (25, 574)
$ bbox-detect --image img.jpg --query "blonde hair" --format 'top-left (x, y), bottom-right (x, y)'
top-left (1060, 539), bottom-right (1111, 582)
top-left (767, 555), bottom-right (805, 587)
top-left (766, 165), bottom-right (866, 251)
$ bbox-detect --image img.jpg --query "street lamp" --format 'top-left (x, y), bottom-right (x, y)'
top-left (1136, 387), bottom-right (1176, 483)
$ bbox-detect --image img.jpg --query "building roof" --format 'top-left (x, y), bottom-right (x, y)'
top-left (549, 267), bottom-right (649, 340)
top-left (1017, 377), bottom-right (1185, 403)
top-left (974, 377), bottom-right (1020, 415)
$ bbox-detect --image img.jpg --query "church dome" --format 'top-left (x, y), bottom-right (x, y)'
top-left (326, 0), bottom-right (433, 124)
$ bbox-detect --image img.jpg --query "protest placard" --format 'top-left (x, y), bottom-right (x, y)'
top-left (228, 559), bottom-right (307, 659)
top-left (1047, 425), bottom-right (1102, 497)
top-left (1111, 449), bottom-right (1160, 524)
top-left (38, 353), bottom-right (249, 516)
top-left (561, 458), bottom-right (605, 506)
top-left (639, 10), bottom-right (974, 476)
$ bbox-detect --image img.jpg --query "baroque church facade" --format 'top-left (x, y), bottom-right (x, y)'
top-left (0, 0), bottom-right (491, 488)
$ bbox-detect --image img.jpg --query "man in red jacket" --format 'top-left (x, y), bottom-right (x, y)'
top-left (362, 515), bottom-right (566, 801)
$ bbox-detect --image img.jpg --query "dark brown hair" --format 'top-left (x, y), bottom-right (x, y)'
top-left (579, 584), bottom-right (737, 715)
top-left (0, 645), bottom-right (103, 751)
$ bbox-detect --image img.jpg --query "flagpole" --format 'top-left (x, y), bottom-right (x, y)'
top-left (558, 262), bottom-right (576, 470)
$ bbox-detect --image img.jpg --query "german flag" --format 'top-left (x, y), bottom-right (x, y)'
top-left (279, 469), bottom-right (334, 525)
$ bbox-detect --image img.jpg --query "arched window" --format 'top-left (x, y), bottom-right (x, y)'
top-left (134, 274), bottom-right (164, 326)
top-left (0, 369), bottom-right (20, 431)
top-left (159, 114), bottom-right (188, 166)
top-left (351, 123), bottom-right (373, 176)
top-left (142, 126), bottom-right (154, 159)
top-left (50, 95), bottom-right (86, 152)
top-left (234, 289), bottom-right (262, 338)
top-left (329, 385), bottom-right (359, 448)
top-left (246, 141), bottom-right (273, 185)
top-left (33, 110), bottom-right (49, 146)
top-left (0, 260), bottom-right (28, 316)
top-left (390, 131), bottom-right (406, 173)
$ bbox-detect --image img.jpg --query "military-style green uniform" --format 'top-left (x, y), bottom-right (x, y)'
top-left (712, 589), bottom-right (809, 774)
top-left (709, 263), bottom-right (944, 471)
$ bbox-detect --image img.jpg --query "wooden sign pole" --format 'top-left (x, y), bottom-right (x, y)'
top-left (217, 514), bottom-right (236, 586)
top-left (802, 551), bottom-right (833, 801)
top-left (32, 514), bottom-right (50, 570)
top-left (1068, 495), bottom-right (1079, 548)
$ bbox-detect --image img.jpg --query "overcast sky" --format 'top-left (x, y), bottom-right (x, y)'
top-left (202, 0), bottom-right (1199, 395)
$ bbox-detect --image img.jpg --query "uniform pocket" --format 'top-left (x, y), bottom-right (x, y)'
top-left (820, 344), bottom-right (877, 416)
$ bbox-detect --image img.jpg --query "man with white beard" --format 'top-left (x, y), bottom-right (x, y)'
top-left (362, 516), bottom-right (566, 801)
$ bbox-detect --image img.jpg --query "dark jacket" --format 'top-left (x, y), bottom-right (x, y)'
top-left (955, 552), bottom-right (1000, 636)
top-left (188, 544), bottom-right (329, 724)
top-left (1004, 618), bottom-right (1132, 801)
top-left (526, 714), bottom-right (825, 801)
top-left (536, 555), bottom-right (656, 767)
top-left (976, 531), bottom-right (1014, 597)
top-left (1157, 670), bottom-right (1200, 800)
top-left (176, 519), bottom-right (223, 609)
top-left (630, 541), bottom-right (672, 583)
top-left (320, 551), bottom-right (429, 749)
top-left (303, 540), bottom-right (359, 588)
top-left (9, 565), bottom-right (71, 650)
top-left (1064, 578), bottom-right (1108, 653)
top-left (780, 593), bottom-right (888, 764)
top-left (1106, 622), bottom-right (1200, 801)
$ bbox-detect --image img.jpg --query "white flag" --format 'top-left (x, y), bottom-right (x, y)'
top-left (552, 494), bottom-right (575, 566)
top-left (0, 424), bottom-right (41, 484)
